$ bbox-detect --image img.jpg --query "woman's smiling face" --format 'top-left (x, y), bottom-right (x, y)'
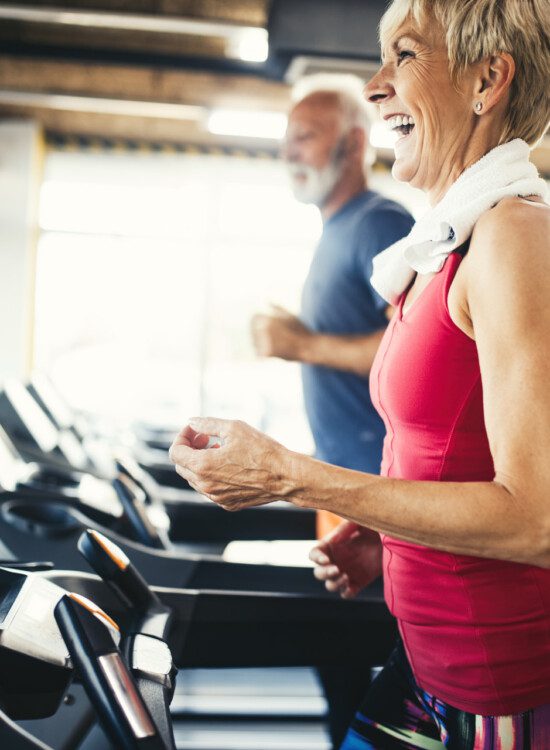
top-left (364, 21), bottom-right (478, 200)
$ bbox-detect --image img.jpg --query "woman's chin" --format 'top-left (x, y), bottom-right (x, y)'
top-left (391, 157), bottom-right (417, 185)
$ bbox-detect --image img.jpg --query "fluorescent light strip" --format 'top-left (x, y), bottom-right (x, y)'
top-left (0, 90), bottom-right (205, 120)
top-left (0, 4), bottom-right (267, 40)
top-left (207, 109), bottom-right (287, 140)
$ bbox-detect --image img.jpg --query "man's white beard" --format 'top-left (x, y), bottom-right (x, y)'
top-left (288, 158), bottom-right (343, 207)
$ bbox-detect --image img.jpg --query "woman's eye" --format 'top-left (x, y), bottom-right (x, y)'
top-left (397, 50), bottom-right (414, 64)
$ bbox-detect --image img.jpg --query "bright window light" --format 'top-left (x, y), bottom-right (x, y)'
top-left (229, 29), bottom-right (269, 62)
top-left (35, 150), bottom-right (318, 454)
top-left (369, 121), bottom-right (398, 149)
top-left (207, 109), bottom-right (287, 140)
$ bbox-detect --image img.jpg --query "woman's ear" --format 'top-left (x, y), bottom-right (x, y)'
top-left (474, 52), bottom-right (516, 113)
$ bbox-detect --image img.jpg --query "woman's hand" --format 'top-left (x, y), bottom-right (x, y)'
top-left (169, 417), bottom-right (293, 510)
top-left (309, 522), bottom-right (383, 599)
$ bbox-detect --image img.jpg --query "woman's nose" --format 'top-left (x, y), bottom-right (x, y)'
top-left (363, 68), bottom-right (393, 105)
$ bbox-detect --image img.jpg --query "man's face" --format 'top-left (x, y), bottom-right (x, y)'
top-left (282, 94), bottom-right (347, 207)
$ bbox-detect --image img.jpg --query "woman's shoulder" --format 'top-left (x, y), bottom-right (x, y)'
top-left (469, 196), bottom-right (550, 269)
top-left (453, 197), bottom-right (550, 340)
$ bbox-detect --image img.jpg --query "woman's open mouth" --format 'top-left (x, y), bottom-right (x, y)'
top-left (387, 114), bottom-right (416, 140)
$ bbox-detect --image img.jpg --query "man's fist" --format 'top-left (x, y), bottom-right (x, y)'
top-left (251, 305), bottom-right (312, 362)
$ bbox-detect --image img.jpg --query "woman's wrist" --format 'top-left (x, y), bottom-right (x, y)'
top-left (272, 447), bottom-right (315, 507)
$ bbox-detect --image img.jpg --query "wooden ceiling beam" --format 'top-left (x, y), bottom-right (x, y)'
top-left (0, 56), bottom-right (290, 112)
top-left (4, 1), bottom-right (270, 27)
top-left (0, 106), bottom-right (280, 151)
top-left (0, 22), bottom-right (230, 59)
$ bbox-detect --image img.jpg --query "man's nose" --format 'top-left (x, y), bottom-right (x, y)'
top-left (280, 139), bottom-right (298, 162)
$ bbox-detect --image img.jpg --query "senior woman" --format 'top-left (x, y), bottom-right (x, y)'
top-left (170, 0), bottom-right (550, 747)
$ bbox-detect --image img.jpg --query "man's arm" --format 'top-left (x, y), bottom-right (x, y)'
top-left (251, 305), bottom-right (389, 377)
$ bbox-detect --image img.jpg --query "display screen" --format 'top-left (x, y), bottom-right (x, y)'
top-left (0, 427), bottom-right (23, 491)
top-left (31, 375), bottom-right (73, 429)
top-left (57, 430), bottom-right (88, 470)
top-left (5, 380), bottom-right (58, 453)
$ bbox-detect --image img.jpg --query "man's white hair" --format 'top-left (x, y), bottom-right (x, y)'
top-left (291, 73), bottom-right (372, 136)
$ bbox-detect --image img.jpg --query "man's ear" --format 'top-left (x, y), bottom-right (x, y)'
top-left (349, 126), bottom-right (366, 154)
top-left (474, 52), bottom-right (515, 113)
top-left (337, 127), bottom-right (365, 161)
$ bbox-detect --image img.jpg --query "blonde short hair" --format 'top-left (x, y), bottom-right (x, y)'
top-left (379, 0), bottom-right (550, 147)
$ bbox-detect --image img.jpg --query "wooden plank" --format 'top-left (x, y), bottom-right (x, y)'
top-left (0, 20), bottom-right (230, 58)
top-left (0, 104), bottom-right (280, 152)
top-left (0, 56), bottom-right (291, 111)
top-left (6, 1), bottom-right (270, 26)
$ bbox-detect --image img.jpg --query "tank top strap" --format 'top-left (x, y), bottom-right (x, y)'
top-left (438, 237), bottom-right (472, 324)
top-left (455, 237), bottom-right (471, 258)
top-left (397, 237), bottom-right (472, 317)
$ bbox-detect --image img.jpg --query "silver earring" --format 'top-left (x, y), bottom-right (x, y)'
top-left (475, 102), bottom-right (483, 113)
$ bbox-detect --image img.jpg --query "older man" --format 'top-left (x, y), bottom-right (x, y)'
top-left (253, 76), bottom-right (413, 511)
top-left (251, 75), bottom-right (414, 748)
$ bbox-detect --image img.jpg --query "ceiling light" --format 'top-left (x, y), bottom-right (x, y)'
top-left (227, 29), bottom-right (269, 63)
top-left (369, 121), bottom-right (398, 150)
top-left (0, 90), bottom-right (204, 120)
top-left (207, 110), bottom-right (287, 140)
top-left (0, 5), bottom-right (267, 53)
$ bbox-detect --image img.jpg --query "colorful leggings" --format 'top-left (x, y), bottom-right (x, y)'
top-left (340, 640), bottom-right (550, 749)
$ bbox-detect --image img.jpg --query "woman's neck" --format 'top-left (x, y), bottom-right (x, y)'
top-left (426, 131), bottom-right (505, 206)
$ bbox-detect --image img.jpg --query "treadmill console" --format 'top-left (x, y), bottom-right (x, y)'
top-left (0, 427), bottom-right (34, 493)
top-left (29, 373), bottom-right (74, 430)
top-left (0, 567), bottom-right (73, 719)
top-left (1, 380), bottom-right (89, 471)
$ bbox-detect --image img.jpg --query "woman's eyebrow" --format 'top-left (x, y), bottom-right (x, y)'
top-left (381, 31), bottom-right (425, 61)
top-left (393, 32), bottom-right (425, 49)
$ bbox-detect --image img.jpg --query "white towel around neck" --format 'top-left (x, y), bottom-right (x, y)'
top-left (370, 139), bottom-right (548, 305)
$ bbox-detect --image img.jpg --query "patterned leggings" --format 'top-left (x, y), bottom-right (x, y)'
top-left (340, 640), bottom-right (550, 749)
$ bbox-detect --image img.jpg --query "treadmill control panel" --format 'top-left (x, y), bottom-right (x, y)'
top-left (0, 569), bottom-right (71, 668)
top-left (31, 374), bottom-right (74, 430)
top-left (77, 474), bottom-right (124, 518)
top-left (0, 428), bottom-right (23, 492)
top-left (4, 379), bottom-right (59, 453)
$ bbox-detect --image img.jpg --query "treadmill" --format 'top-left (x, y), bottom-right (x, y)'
top-left (0, 381), bottom-right (316, 549)
top-left (26, 373), bottom-right (203, 491)
top-left (0, 423), bottom-right (381, 596)
top-left (0, 530), bottom-right (397, 750)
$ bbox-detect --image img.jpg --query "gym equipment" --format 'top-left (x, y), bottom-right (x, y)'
top-left (0, 530), bottom-right (396, 749)
top-left (1, 380), bottom-right (316, 546)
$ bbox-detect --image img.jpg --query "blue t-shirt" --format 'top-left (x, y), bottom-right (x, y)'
top-left (301, 190), bottom-right (414, 473)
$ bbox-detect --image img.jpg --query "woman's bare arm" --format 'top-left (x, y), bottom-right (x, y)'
top-left (171, 200), bottom-right (550, 568)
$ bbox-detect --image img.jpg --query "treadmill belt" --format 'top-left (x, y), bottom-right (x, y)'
top-left (173, 720), bottom-right (330, 750)
top-left (172, 667), bottom-right (326, 718)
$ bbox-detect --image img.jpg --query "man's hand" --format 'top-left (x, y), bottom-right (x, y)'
top-left (252, 305), bottom-right (387, 376)
top-left (309, 522), bottom-right (383, 599)
top-left (251, 305), bottom-right (312, 362)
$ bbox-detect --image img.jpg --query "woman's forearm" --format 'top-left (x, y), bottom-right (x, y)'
top-left (281, 451), bottom-right (549, 567)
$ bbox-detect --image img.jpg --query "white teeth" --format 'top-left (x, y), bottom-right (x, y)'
top-left (387, 114), bottom-right (415, 130)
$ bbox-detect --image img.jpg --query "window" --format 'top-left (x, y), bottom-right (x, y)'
top-left (35, 149), bottom-right (321, 453)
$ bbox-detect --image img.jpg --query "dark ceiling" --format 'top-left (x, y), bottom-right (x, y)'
top-left (0, 0), bottom-right (547, 172)
top-left (0, 1), bottom-right (283, 148)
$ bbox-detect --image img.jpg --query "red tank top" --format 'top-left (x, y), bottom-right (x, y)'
top-left (370, 250), bottom-right (550, 715)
